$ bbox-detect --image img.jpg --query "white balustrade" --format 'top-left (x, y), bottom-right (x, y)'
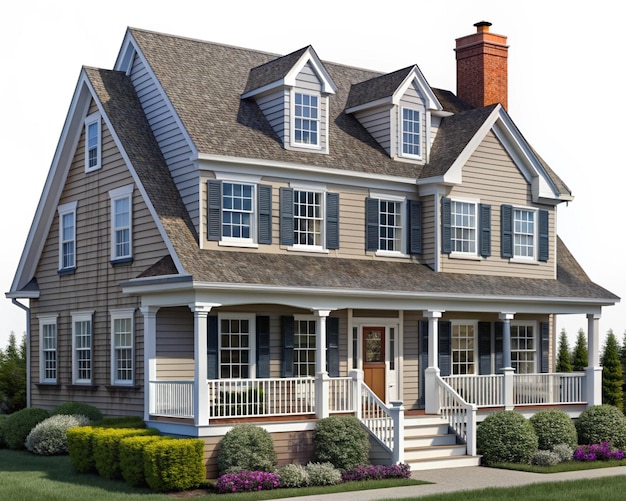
top-left (150, 380), bottom-right (194, 418)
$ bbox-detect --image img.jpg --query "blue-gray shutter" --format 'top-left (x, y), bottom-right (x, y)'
top-left (441, 197), bottom-right (452, 254)
top-left (494, 322), bottom-right (504, 372)
top-left (438, 321), bottom-right (452, 377)
top-left (257, 185), bottom-right (272, 245)
top-left (540, 322), bottom-right (550, 373)
top-left (501, 204), bottom-right (513, 258)
top-left (326, 192), bottom-right (339, 250)
top-left (418, 320), bottom-right (428, 409)
top-left (479, 204), bottom-right (491, 258)
top-left (478, 322), bottom-right (492, 375)
top-left (281, 315), bottom-right (294, 377)
top-left (207, 315), bottom-right (219, 379)
top-left (279, 188), bottom-right (294, 246)
top-left (538, 209), bottom-right (549, 262)
top-left (207, 180), bottom-right (222, 241)
top-left (326, 316), bottom-right (339, 377)
top-left (409, 200), bottom-right (423, 254)
top-left (365, 197), bottom-right (379, 252)
top-left (256, 316), bottom-right (270, 378)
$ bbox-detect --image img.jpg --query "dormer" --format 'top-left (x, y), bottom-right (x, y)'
top-left (345, 66), bottom-right (442, 163)
top-left (241, 46), bottom-right (337, 154)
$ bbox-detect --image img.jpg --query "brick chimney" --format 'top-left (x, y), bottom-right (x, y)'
top-left (455, 21), bottom-right (509, 110)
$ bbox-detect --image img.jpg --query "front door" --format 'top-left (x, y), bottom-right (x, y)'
top-left (363, 326), bottom-right (386, 402)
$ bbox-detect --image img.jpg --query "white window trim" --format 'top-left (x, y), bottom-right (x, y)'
top-left (38, 315), bottom-right (58, 384)
top-left (291, 90), bottom-right (321, 149)
top-left (217, 313), bottom-right (256, 379)
top-left (71, 311), bottom-right (94, 384)
top-left (109, 184), bottom-right (134, 262)
top-left (451, 320), bottom-right (478, 375)
top-left (510, 320), bottom-right (538, 373)
top-left (84, 112), bottom-right (102, 172)
top-left (511, 205), bottom-right (538, 262)
top-left (399, 106), bottom-right (422, 160)
top-left (293, 314), bottom-right (317, 378)
top-left (110, 308), bottom-right (135, 386)
top-left (449, 198), bottom-right (480, 259)
top-left (219, 181), bottom-right (257, 246)
top-left (288, 183), bottom-right (327, 252)
top-left (58, 201), bottom-right (78, 271)
top-left (376, 196), bottom-right (408, 256)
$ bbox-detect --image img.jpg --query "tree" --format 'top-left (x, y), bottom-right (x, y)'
top-left (572, 329), bottom-right (588, 371)
top-left (556, 329), bottom-right (572, 372)
top-left (601, 329), bottom-right (623, 411)
top-left (0, 332), bottom-right (27, 413)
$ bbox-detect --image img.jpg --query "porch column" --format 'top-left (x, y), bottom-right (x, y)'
top-left (585, 313), bottom-right (603, 406)
top-left (499, 312), bottom-right (515, 411)
top-left (190, 303), bottom-right (214, 427)
top-left (314, 309), bottom-right (331, 419)
top-left (141, 306), bottom-right (159, 422)
top-left (424, 310), bottom-right (442, 414)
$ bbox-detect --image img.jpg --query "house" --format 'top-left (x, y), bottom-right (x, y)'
top-left (7, 21), bottom-right (619, 476)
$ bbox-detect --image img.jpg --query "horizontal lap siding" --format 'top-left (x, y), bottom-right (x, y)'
top-left (402, 312), bottom-right (419, 410)
top-left (156, 307), bottom-right (194, 379)
top-left (355, 107), bottom-right (391, 154)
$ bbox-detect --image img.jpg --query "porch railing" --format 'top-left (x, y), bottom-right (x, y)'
top-left (443, 374), bottom-right (504, 407)
top-left (436, 375), bottom-right (477, 455)
top-left (329, 376), bottom-right (355, 413)
top-left (356, 381), bottom-right (395, 452)
top-left (150, 380), bottom-right (194, 418)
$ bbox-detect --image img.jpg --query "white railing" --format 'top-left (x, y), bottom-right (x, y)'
top-left (514, 373), bottom-right (586, 406)
top-left (436, 375), bottom-right (477, 456)
top-left (329, 376), bottom-right (354, 413)
top-left (150, 380), bottom-right (194, 418)
top-left (443, 374), bottom-right (504, 407)
top-left (357, 382), bottom-right (394, 452)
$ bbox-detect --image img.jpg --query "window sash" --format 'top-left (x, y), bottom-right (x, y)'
top-left (73, 319), bottom-right (92, 383)
top-left (379, 200), bottom-right (402, 252)
top-left (511, 324), bottom-right (535, 373)
top-left (293, 190), bottom-right (323, 247)
top-left (113, 197), bottom-right (131, 259)
top-left (452, 323), bottom-right (476, 375)
top-left (294, 320), bottom-right (316, 377)
top-left (451, 201), bottom-right (477, 253)
top-left (402, 108), bottom-right (421, 157)
top-left (61, 211), bottom-right (76, 269)
top-left (219, 317), bottom-right (251, 379)
top-left (113, 317), bottom-right (133, 384)
top-left (41, 323), bottom-right (57, 382)
top-left (514, 209), bottom-right (535, 258)
top-left (222, 182), bottom-right (254, 240)
top-left (294, 93), bottom-right (319, 146)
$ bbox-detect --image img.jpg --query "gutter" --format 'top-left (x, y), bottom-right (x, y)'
top-left (11, 299), bottom-right (30, 409)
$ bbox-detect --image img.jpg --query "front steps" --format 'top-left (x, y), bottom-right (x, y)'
top-left (404, 415), bottom-right (481, 470)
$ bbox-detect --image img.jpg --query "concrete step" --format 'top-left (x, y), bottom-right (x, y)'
top-left (404, 433), bottom-right (458, 448)
top-left (406, 454), bottom-right (482, 471)
top-left (404, 443), bottom-right (468, 461)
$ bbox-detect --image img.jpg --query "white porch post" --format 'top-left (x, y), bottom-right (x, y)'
top-left (314, 309), bottom-right (331, 419)
top-left (499, 312), bottom-right (515, 411)
top-left (389, 400), bottom-right (405, 464)
top-left (585, 313), bottom-right (603, 406)
top-left (424, 310), bottom-right (442, 414)
top-left (350, 369), bottom-right (363, 419)
top-left (191, 303), bottom-right (214, 427)
top-left (141, 306), bottom-right (158, 422)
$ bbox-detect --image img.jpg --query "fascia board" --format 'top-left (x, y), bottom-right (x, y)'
top-left (392, 66), bottom-right (443, 111)
top-left (284, 47), bottom-right (337, 94)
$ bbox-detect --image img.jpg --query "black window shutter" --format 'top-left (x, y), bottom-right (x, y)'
top-left (257, 185), bottom-right (272, 245)
top-left (478, 322), bottom-right (492, 375)
top-left (281, 315), bottom-right (294, 377)
top-left (256, 316), bottom-right (270, 378)
top-left (365, 197), bottom-right (379, 252)
top-left (479, 204), bottom-right (491, 258)
top-left (494, 322), bottom-right (504, 372)
top-left (207, 180), bottom-right (222, 241)
top-left (279, 188), bottom-right (294, 246)
top-left (418, 320), bottom-right (429, 408)
top-left (441, 197), bottom-right (451, 254)
top-left (540, 322), bottom-right (550, 373)
top-left (207, 315), bottom-right (219, 379)
top-left (501, 204), bottom-right (513, 258)
top-left (538, 209), bottom-right (549, 262)
top-left (326, 192), bottom-right (340, 250)
top-left (409, 199), bottom-right (423, 254)
top-left (326, 316), bottom-right (339, 377)
top-left (438, 321), bottom-right (452, 377)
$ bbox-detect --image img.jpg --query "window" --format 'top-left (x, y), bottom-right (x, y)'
top-left (511, 323), bottom-right (535, 374)
top-left (293, 190), bottom-right (323, 247)
top-left (109, 185), bottom-right (133, 262)
top-left (451, 201), bottom-right (476, 254)
top-left (514, 209), bottom-right (535, 259)
top-left (452, 322), bottom-right (476, 375)
top-left (58, 201), bottom-right (77, 272)
top-left (222, 182), bottom-right (254, 241)
top-left (294, 319), bottom-right (316, 377)
top-left (501, 205), bottom-right (548, 262)
top-left (379, 200), bottom-right (403, 252)
top-left (72, 312), bottom-right (93, 384)
top-left (293, 92), bottom-right (319, 146)
top-left (85, 113), bottom-right (101, 171)
top-left (442, 198), bottom-right (491, 258)
top-left (219, 315), bottom-right (255, 379)
top-left (111, 310), bottom-right (134, 385)
top-left (401, 107), bottom-right (421, 158)
top-left (39, 316), bottom-right (57, 383)
top-left (366, 197), bottom-right (422, 254)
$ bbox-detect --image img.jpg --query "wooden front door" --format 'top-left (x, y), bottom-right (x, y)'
top-left (363, 326), bottom-right (386, 402)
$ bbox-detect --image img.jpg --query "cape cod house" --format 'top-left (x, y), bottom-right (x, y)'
top-left (7, 22), bottom-right (619, 476)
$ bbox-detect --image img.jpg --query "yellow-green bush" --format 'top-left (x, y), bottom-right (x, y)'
top-left (67, 426), bottom-right (105, 473)
top-left (144, 438), bottom-right (205, 492)
top-left (119, 435), bottom-right (168, 487)
top-left (93, 427), bottom-right (160, 480)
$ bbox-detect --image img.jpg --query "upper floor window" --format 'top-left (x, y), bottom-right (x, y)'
top-left (222, 182), bottom-right (254, 241)
top-left (111, 309), bottom-right (134, 385)
top-left (451, 200), bottom-right (476, 254)
top-left (501, 205), bottom-right (549, 262)
top-left (71, 311), bottom-right (93, 384)
top-left (293, 92), bottom-right (319, 147)
top-left (401, 107), bottom-right (421, 158)
top-left (442, 198), bottom-right (491, 258)
top-left (58, 201), bottom-right (77, 272)
top-left (366, 196), bottom-right (422, 255)
top-left (39, 315), bottom-right (58, 383)
top-left (294, 190), bottom-right (323, 247)
top-left (85, 113), bottom-right (101, 172)
top-left (379, 200), bottom-right (403, 252)
top-left (109, 185), bottom-right (133, 262)
top-left (514, 208), bottom-right (535, 259)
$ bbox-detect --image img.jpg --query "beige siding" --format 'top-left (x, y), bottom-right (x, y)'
top-left (396, 84), bottom-right (427, 160)
top-left (355, 106), bottom-right (392, 155)
top-left (156, 307), bottom-right (194, 379)
top-left (402, 312), bottom-right (420, 410)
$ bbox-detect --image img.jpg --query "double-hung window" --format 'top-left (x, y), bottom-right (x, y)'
top-left (39, 316), bottom-right (58, 383)
top-left (366, 196), bottom-right (422, 255)
top-left (514, 208), bottom-right (535, 259)
top-left (293, 92), bottom-right (319, 147)
top-left (58, 201), bottom-right (77, 272)
top-left (293, 318), bottom-right (317, 377)
top-left (72, 311), bottom-right (93, 384)
top-left (85, 113), bottom-right (101, 172)
top-left (222, 182), bottom-right (254, 241)
top-left (442, 198), bottom-right (491, 258)
top-left (109, 185), bottom-right (133, 262)
top-left (219, 314), bottom-right (255, 379)
top-left (379, 200), bottom-right (403, 252)
top-left (294, 190), bottom-right (323, 247)
top-left (501, 205), bottom-right (549, 262)
top-left (452, 321), bottom-right (476, 375)
top-left (451, 200), bottom-right (477, 254)
top-left (401, 107), bottom-right (421, 158)
top-left (511, 323), bottom-right (535, 374)
top-left (111, 309), bottom-right (134, 385)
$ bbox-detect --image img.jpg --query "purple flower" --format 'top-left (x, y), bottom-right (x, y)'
top-left (341, 463), bottom-right (411, 482)
top-left (215, 470), bottom-right (281, 494)
top-left (573, 443), bottom-right (626, 462)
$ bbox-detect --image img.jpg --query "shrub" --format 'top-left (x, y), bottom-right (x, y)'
top-left (305, 462), bottom-right (342, 486)
top-left (575, 405), bottom-right (626, 449)
top-left (25, 414), bottom-right (90, 455)
top-left (476, 411), bottom-right (538, 465)
top-left (144, 438), bottom-right (205, 492)
top-left (215, 470), bottom-right (281, 493)
top-left (531, 450), bottom-right (561, 466)
top-left (573, 442), bottom-right (625, 461)
top-left (0, 414), bottom-right (8, 447)
top-left (552, 443), bottom-right (574, 462)
top-left (119, 435), bottom-right (167, 487)
top-left (529, 409), bottom-right (577, 450)
top-left (276, 463), bottom-right (309, 488)
top-left (96, 416), bottom-right (145, 429)
top-left (52, 402), bottom-right (103, 422)
top-left (93, 427), bottom-right (160, 480)
top-left (314, 415), bottom-right (370, 470)
top-left (2, 407), bottom-right (50, 450)
top-left (217, 424), bottom-right (277, 474)
top-left (341, 463), bottom-right (411, 482)
top-left (67, 426), bottom-right (105, 473)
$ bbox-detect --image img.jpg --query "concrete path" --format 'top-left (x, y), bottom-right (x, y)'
top-left (286, 465), bottom-right (626, 500)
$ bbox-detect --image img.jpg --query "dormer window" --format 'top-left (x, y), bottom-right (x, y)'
top-left (401, 107), bottom-right (421, 158)
top-left (293, 92), bottom-right (319, 147)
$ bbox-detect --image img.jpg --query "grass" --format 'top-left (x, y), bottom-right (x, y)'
top-left (488, 458), bottom-right (626, 473)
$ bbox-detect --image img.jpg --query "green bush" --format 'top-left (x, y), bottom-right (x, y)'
top-left (144, 438), bottom-right (205, 492)
top-left (529, 409), bottom-right (577, 450)
top-left (25, 414), bottom-right (90, 455)
top-left (277, 463), bottom-right (309, 488)
top-left (217, 424), bottom-right (277, 474)
top-left (314, 415), bottom-right (370, 470)
top-left (575, 404), bottom-right (626, 449)
top-left (0, 414), bottom-right (8, 447)
top-left (67, 426), bottom-right (104, 473)
top-left (531, 450), bottom-right (561, 466)
top-left (119, 435), bottom-right (167, 487)
top-left (52, 402), bottom-right (103, 422)
top-left (305, 462), bottom-right (342, 486)
top-left (2, 407), bottom-right (50, 450)
top-left (95, 415), bottom-right (145, 429)
top-left (93, 427), bottom-right (160, 480)
top-left (477, 411), bottom-right (538, 465)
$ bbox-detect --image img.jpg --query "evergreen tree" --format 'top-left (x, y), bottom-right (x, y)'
top-left (621, 331), bottom-right (626, 409)
top-left (600, 329), bottom-right (623, 411)
top-left (572, 329), bottom-right (588, 371)
top-left (556, 329), bottom-right (572, 372)
top-left (0, 332), bottom-right (27, 413)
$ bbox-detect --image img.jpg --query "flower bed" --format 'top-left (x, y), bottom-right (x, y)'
top-left (573, 442), bottom-right (625, 461)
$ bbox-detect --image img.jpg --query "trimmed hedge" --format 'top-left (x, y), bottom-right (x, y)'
top-left (119, 435), bottom-right (168, 487)
top-left (477, 411), bottom-right (538, 465)
top-left (93, 427), bottom-right (160, 480)
top-left (67, 426), bottom-right (104, 473)
top-left (314, 415), bottom-right (370, 470)
top-left (144, 438), bottom-right (205, 492)
top-left (2, 407), bottom-right (50, 450)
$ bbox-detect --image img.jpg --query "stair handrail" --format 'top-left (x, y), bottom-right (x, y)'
top-left (435, 374), bottom-right (477, 456)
